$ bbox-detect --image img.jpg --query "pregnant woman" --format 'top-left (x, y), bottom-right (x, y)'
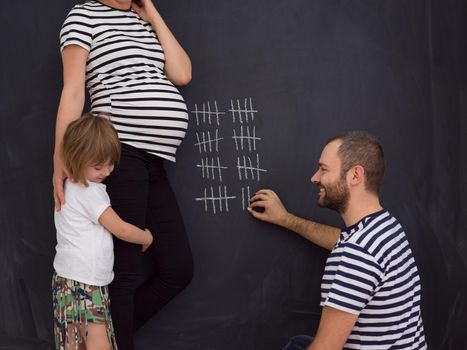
top-left (53, 1), bottom-right (194, 348)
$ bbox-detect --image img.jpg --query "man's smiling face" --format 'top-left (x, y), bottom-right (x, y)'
top-left (311, 140), bottom-right (350, 214)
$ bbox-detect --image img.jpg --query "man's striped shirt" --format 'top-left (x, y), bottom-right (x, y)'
top-left (321, 210), bottom-right (427, 349)
top-left (60, 1), bottom-right (188, 162)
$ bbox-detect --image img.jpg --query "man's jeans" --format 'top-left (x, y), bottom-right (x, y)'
top-left (282, 335), bottom-right (314, 350)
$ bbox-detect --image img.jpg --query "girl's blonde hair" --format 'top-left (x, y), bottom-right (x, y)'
top-left (62, 114), bottom-right (120, 186)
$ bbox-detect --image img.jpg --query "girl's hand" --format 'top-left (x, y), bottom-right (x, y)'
top-left (141, 228), bottom-right (154, 252)
top-left (131, 0), bottom-right (158, 23)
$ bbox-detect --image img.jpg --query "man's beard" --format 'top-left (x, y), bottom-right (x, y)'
top-left (317, 175), bottom-right (349, 214)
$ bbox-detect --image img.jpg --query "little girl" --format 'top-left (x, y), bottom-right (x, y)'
top-left (52, 114), bottom-right (153, 350)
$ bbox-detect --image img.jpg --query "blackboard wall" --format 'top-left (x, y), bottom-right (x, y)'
top-left (0, 0), bottom-right (466, 349)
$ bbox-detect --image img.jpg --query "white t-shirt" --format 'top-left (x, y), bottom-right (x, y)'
top-left (53, 179), bottom-right (114, 286)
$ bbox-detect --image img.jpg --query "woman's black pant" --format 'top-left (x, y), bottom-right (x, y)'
top-left (104, 144), bottom-right (194, 350)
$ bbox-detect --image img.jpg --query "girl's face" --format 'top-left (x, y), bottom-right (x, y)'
top-left (84, 162), bottom-right (114, 183)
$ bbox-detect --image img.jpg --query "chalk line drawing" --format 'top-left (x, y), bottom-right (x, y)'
top-left (236, 153), bottom-right (268, 181)
top-left (194, 129), bottom-right (223, 153)
top-left (191, 97), bottom-right (268, 214)
top-left (232, 125), bottom-right (261, 152)
top-left (229, 97), bottom-right (258, 124)
top-left (195, 186), bottom-right (236, 214)
top-left (191, 100), bottom-right (225, 126)
top-left (196, 156), bottom-right (228, 181)
top-left (241, 186), bottom-right (252, 210)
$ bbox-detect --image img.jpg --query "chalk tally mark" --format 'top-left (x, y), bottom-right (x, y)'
top-left (229, 97), bottom-right (258, 124)
top-left (196, 156), bottom-right (228, 182)
top-left (241, 186), bottom-right (252, 210)
top-left (232, 125), bottom-right (261, 152)
top-left (195, 186), bottom-right (236, 214)
top-left (191, 100), bottom-right (225, 126)
top-left (194, 129), bottom-right (223, 153)
top-left (236, 153), bottom-right (267, 181)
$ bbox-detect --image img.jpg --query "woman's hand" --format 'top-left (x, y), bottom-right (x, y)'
top-left (53, 157), bottom-right (69, 211)
top-left (131, 0), bottom-right (158, 23)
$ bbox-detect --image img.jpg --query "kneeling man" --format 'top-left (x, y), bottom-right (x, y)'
top-left (249, 132), bottom-right (427, 350)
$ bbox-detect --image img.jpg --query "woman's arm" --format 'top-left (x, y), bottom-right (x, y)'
top-left (132, 0), bottom-right (192, 86)
top-left (53, 45), bottom-right (88, 211)
top-left (99, 207), bottom-right (153, 250)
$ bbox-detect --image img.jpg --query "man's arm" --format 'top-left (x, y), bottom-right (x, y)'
top-left (307, 306), bottom-right (358, 350)
top-left (248, 189), bottom-right (340, 250)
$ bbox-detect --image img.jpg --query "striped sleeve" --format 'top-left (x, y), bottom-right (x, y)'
top-left (60, 6), bottom-right (93, 52)
top-left (323, 243), bottom-right (384, 315)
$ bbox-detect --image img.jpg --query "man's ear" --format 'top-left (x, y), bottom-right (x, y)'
top-left (348, 165), bottom-right (365, 186)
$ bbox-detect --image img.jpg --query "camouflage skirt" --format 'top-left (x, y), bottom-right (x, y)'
top-left (52, 272), bottom-right (118, 350)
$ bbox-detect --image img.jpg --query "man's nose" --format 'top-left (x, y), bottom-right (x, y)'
top-left (311, 171), bottom-right (319, 184)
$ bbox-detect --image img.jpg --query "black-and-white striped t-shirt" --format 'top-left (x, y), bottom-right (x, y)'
top-left (60, 1), bottom-right (188, 162)
top-left (321, 210), bottom-right (427, 349)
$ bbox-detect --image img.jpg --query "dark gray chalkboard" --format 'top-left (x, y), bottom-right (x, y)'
top-left (1, 0), bottom-right (466, 349)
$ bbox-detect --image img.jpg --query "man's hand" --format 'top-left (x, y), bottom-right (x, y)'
top-left (142, 229), bottom-right (153, 252)
top-left (248, 189), bottom-right (289, 226)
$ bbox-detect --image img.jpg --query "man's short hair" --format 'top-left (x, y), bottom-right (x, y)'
top-left (328, 131), bottom-right (385, 195)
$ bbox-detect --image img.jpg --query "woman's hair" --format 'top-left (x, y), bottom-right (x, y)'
top-left (62, 113), bottom-right (121, 186)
